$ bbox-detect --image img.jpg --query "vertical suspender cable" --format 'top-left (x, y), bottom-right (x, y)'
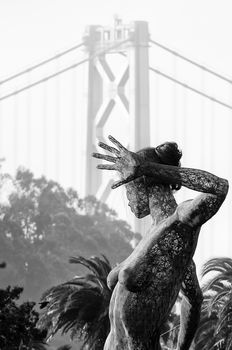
top-left (43, 83), bottom-right (48, 175)
top-left (200, 69), bottom-right (208, 260)
top-left (209, 99), bottom-right (215, 256)
top-left (55, 59), bottom-right (61, 182)
top-left (200, 70), bottom-right (205, 258)
top-left (0, 88), bottom-right (2, 162)
top-left (180, 79), bottom-right (188, 206)
top-left (154, 70), bottom-right (160, 144)
top-left (182, 84), bottom-right (188, 151)
top-left (200, 70), bottom-right (206, 169)
top-left (13, 96), bottom-right (19, 171)
top-left (172, 55), bottom-right (177, 139)
top-left (71, 62), bottom-right (78, 189)
top-left (228, 90), bottom-right (232, 255)
top-left (26, 72), bottom-right (32, 168)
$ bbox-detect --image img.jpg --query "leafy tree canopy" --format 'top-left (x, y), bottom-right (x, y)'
top-left (0, 286), bottom-right (47, 350)
top-left (0, 167), bottom-right (140, 301)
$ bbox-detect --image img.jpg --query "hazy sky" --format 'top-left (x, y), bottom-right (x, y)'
top-left (0, 0), bottom-right (232, 271)
top-left (1, 0), bottom-right (232, 77)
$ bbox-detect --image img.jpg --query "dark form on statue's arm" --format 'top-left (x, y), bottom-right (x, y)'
top-left (136, 161), bottom-right (229, 227)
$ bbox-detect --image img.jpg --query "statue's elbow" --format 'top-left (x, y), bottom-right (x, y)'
top-left (215, 178), bottom-right (229, 201)
top-left (223, 179), bottom-right (229, 197)
top-left (219, 178), bottom-right (229, 202)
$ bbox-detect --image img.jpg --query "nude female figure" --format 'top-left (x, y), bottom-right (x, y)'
top-left (92, 135), bottom-right (228, 350)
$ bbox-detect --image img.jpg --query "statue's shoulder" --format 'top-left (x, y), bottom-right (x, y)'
top-left (147, 204), bottom-right (196, 239)
top-left (146, 210), bottom-right (181, 239)
top-left (176, 199), bottom-right (193, 214)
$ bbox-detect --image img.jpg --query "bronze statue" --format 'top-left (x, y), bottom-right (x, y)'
top-left (92, 135), bottom-right (228, 350)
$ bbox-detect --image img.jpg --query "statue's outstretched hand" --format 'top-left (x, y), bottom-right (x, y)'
top-left (92, 135), bottom-right (141, 189)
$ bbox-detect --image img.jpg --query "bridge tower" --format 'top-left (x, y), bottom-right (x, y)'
top-left (83, 18), bottom-right (150, 230)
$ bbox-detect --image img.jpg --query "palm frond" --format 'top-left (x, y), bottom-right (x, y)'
top-left (202, 258), bottom-right (232, 277)
top-left (196, 257), bottom-right (232, 350)
top-left (57, 346), bottom-right (72, 350)
top-left (225, 334), bottom-right (232, 350)
top-left (69, 255), bottom-right (111, 280)
top-left (202, 274), bottom-right (232, 295)
top-left (216, 296), bottom-right (232, 334)
top-left (203, 288), bottom-right (231, 315)
top-left (39, 255), bottom-right (112, 350)
top-left (31, 340), bottom-right (48, 350)
top-left (212, 338), bottom-right (225, 349)
top-left (194, 311), bottom-right (218, 350)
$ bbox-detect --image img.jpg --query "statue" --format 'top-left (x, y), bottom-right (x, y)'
top-left (92, 135), bottom-right (228, 350)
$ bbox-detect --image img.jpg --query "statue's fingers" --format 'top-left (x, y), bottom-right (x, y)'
top-left (111, 179), bottom-right (126, 189)
top-left (98, 142), bottom-right (120, 155)
top-left (92, 153), bottom-right (117, 163)
top-left (108, 135), bottom-right (127, 152)
top-left (97, 164), bottom-right (117, 170)
top-left (111, 175), bottom-right (136, 189)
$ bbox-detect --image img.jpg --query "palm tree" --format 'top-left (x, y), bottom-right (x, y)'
top-left (56, 345), bottom-right (72, 350)
top-left (38, 255), bottom-right (112, 350)
top-left (39, 254), bottom-right (182, 349)
top-left (194, 257), bottom-right (232, 350)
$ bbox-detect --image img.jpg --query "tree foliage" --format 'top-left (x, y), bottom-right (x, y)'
top-left (39, 256), bottom-right (112, 350)
top-left (0, 167), bottom-right (139, 301)
top-left (0, 286), bottom-right (47, 350)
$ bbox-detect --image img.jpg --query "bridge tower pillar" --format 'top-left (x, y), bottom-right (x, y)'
top-left (83, 18), bottom-right (150, 232)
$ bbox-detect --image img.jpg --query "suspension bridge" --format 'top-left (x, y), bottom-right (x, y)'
top-left (0, 18), bottom-right (231, 270)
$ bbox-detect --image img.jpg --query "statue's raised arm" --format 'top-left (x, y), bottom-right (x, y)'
top-left (93, 135), bottom-right (228, 350)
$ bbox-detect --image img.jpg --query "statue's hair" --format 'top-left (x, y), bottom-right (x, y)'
top-left (137, 142), bottom-right (182, 191)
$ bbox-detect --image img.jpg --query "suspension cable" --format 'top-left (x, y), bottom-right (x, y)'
top-left (0, 42), bottom-right (84, 85)
top-left (149, 67), bottom-right (232, 111)
top-left (0, 39), bottom-right (129, 103)
top-left (150, 39), bottom-right (232, 85)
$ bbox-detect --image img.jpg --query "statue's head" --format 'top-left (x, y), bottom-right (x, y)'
top-left (125, 142), bottom-right (182, 218)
